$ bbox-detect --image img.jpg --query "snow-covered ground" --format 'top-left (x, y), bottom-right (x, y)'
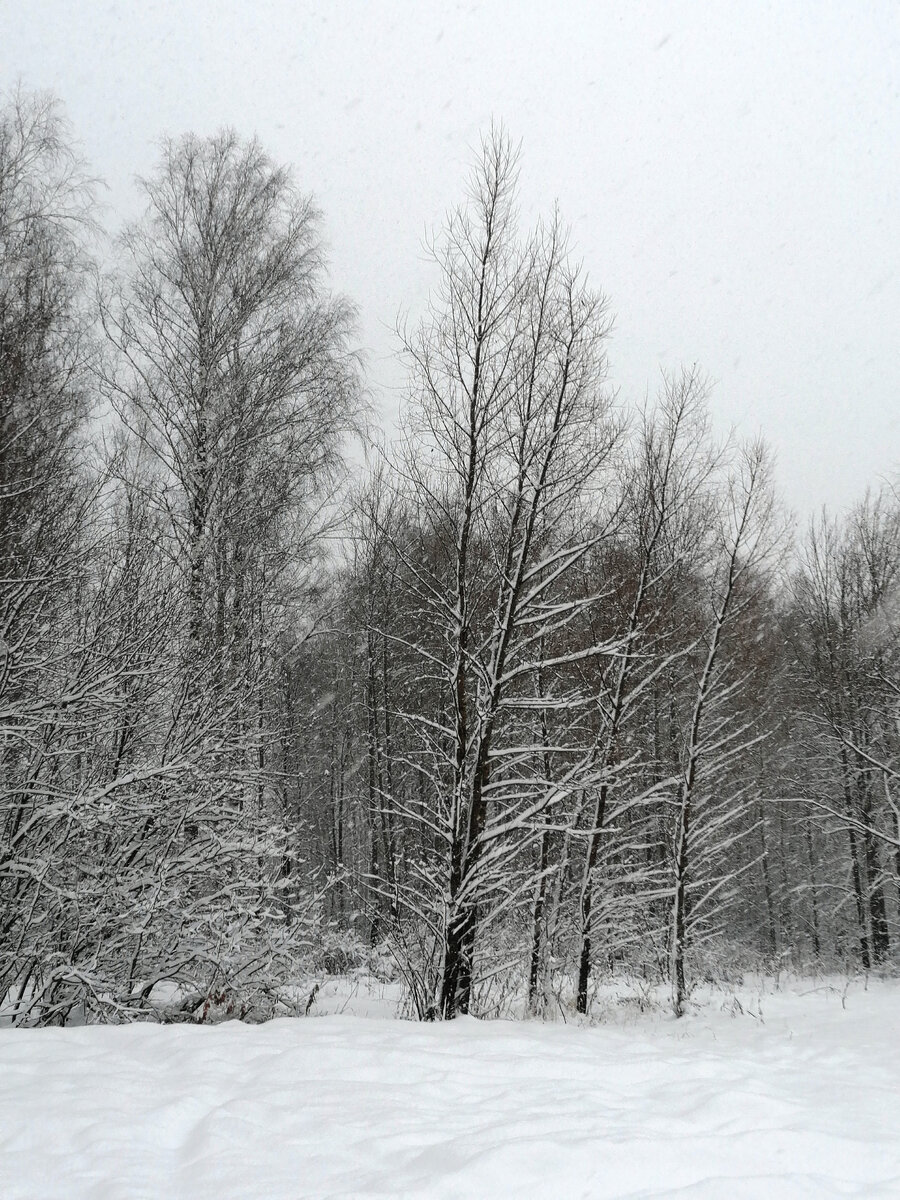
top-left (2, 977), bottom-right (900, 1198)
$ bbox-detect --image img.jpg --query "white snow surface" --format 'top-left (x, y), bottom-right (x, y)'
top-left (2, 977), bottom-right (900, 1199)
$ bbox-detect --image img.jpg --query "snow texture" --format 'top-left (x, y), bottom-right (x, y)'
top-left (2, 979), bottom-right (899, 1198)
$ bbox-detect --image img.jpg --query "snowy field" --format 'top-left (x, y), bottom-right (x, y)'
top-left (2, 978), bottom-right (900, 1199)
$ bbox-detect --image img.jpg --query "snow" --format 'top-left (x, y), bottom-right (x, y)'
top-left (2, 978), bottom-right (900, 1198)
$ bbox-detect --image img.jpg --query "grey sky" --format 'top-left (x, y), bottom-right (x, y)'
top-left (4, 0), bottom-right (898, 517)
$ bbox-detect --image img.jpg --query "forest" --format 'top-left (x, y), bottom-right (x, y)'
top-left (2, 85), bottom-right (899, 1028)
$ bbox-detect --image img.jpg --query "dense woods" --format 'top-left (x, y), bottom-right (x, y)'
top-left (2, 89), bottom-right (899, 1026)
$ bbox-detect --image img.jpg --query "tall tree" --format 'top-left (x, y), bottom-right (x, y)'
top-left (668, 438), bottom-right (782, 1014)
top-left (82, 129), bottom-right (363, 1018)
top-left (375, 129), bottom-right (622, 1018)
top-left (0, 87), bottom-right (101, 1020)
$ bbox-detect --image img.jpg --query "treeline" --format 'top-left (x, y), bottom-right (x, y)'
top-left (1, 90), bottom-right (898, 1025)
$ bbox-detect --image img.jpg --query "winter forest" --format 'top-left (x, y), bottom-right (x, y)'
top-left (4, 84), bottom-right (900, 1031)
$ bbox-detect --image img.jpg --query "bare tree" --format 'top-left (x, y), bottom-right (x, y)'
top-left (369, 129), bottom-right (624, 1017)
top-left (102, 130), bottom-right (359, 657)
top-left (668, 438), bottom-right (783, 1015)
top-left (785, 491), bottom-right (900, 968)
top-left (0, 87), bottom-right (101, 1020)
top-left (11, 128), bottom-right (367, 1023)
top-left (571, 367), bottom-right (717, 1013)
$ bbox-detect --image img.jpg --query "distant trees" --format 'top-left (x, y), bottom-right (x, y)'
top-left (789, 493), bottom-right (900, 970)
top-left (0, 88), bottom-right (94, 556)
top-left (571, 368), bottom-right (715, 1014)
top-left (1, 89), bottom-right (898, 1026)
top-left (2, 96), bottom-right (363, 1024)
top-left (667, 438), bottom-right (782, 1014)
top-left (0, 88), bottom-right (101, 1021)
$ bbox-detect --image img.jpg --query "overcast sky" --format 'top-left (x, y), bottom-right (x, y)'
top-left (4, 1), bottom-right (898, 517)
